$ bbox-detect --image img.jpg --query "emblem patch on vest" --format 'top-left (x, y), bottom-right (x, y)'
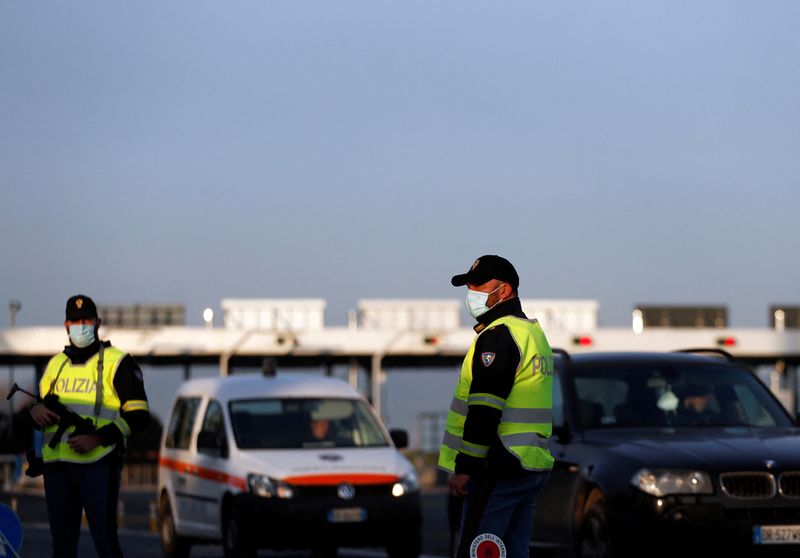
top-left (481, 352), bottom-right (496, 367)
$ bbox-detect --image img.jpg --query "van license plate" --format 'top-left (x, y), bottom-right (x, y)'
top-left (754, 525), bottom-right (800, 544)
top-left (328, 507), bottom-right (367, 523)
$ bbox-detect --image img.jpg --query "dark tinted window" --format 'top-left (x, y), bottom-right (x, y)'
top-left (198, 399), bottom-right (227, 456)
top-left (571, 361), bottom-right (793, 429)
top-left (201, 399), bottom-right (226, 435)
top-left (165, 397), bottom-right (201, 449)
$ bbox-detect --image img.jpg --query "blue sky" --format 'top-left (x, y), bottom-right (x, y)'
top-left (2, 1), bottom-right (799, 329)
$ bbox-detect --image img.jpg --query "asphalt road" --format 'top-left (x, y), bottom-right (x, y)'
top-left (0, 487), bottom-right (451, 558)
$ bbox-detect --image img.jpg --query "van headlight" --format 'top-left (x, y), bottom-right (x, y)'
top-left (392, 472), bottom-right (420, 497)
top-left (631, 468), bottom-right (713, 497)
top-left (247, 474), bottom-right (294, 499)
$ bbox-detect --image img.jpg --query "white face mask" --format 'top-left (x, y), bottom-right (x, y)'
top-left (465, 285), bottom-right (503, 319)
top-left (69, 324), bottom-right (96, 348)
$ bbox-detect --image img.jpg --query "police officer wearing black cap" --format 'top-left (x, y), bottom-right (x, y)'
top-left (29, 295), bottom-right (150, 558)
top-left (438, 256), bottom-right (554, 558)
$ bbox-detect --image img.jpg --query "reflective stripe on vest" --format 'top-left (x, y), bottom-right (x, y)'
top-left (438, 315), bottom-right (554, 472)
top-left (39, 347), bottom-right (127, 464)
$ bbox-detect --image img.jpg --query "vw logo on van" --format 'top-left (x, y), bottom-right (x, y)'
top-left (337, 483), bottom-right (356, 500)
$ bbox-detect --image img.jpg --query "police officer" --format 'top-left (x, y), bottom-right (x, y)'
top-left (29, 295), bottom-right (150, 558)
top-left (439, 256), bottom-right (553, 558)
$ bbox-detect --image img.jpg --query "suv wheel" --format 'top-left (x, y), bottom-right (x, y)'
top-left (578, 505), bottom-right (611, 558)
top-left (159, 496), bottom-right (191, 558)
top-left (222, 501), bottom-right (256, 558)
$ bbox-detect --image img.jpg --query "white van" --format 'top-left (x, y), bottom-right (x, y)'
top-left (157, 373), bottom-right (422, 558)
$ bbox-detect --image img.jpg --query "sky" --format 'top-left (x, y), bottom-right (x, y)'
top-left (2, 1), bottom-right (799, 331)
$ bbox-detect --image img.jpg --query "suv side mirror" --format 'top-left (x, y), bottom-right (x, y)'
top-left (390, 429), bottom-right (409, 449)
top-left (197, 430), bottom-right (228, 459)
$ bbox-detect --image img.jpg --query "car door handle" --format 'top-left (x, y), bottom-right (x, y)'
top-left (177, 475), bottom-right (187, 486)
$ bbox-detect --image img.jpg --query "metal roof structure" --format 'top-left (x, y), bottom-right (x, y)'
top-left (3, 298), bottom-right (799, 414)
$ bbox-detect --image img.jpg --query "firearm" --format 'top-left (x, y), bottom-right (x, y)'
top-left (6, 383), bottom-right (96, 449)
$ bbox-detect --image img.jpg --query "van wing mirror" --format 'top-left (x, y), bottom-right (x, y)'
top-left (389, 429), bottom-right (408, 449)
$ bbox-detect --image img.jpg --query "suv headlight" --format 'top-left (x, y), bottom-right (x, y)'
top-left (392, 472), bottom-right (420, 497)
top-left (247, 474), bottom-right (294, 499)
top-left (631, 468), bottom-right (713, 497)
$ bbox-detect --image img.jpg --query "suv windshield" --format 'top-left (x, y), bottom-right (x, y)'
top-left (571, 361), bottom-right (793, 429)
top-left (229, 398), bottom-right (390, 449)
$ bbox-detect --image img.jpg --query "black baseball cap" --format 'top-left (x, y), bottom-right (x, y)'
top-left (451, 255), bottom-right (520, 289)
top-left (65, 295), bottom-right (99, 321)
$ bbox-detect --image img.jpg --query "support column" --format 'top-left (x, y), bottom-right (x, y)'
top-left (348, 358), bottom-right (359, 390)
top-left (220, 354), bottom-right (230, 377)
top-left (183, 362), bottom-right (191, 381)
top-left (370, 354), bottom-right (382, 417)
top-left (791, 363), bottom-right (799, 419)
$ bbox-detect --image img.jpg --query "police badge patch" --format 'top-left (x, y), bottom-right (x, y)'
top-left (481, 352), bottom-right (496, 367)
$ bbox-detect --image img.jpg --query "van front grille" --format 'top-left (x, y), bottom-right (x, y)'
top-left (720, 472), bottom-right (776, 499)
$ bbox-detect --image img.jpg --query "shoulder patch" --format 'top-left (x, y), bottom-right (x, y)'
top-left (481, 352), bottom-right (496, 367)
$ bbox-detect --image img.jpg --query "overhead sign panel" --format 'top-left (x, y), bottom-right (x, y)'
top-left (357, 300), bottom-right (461, 330)
top-left (98, 304), bottom-right (185, 328)
top-left (633, 305), bottom-right (728, 329)
top-left (771, 306), bottom-right (800, 330)
top-left (221, 299), bottom-right (326, 331)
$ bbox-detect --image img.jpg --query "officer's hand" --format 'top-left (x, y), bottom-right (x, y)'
top-left (30, 404), bottom-right (59, 428)
top-left (68, 434), bottom-right (101, 454)
top-left (449, 473), bottom-right (470, 498)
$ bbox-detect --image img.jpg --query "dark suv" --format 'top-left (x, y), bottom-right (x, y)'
top-left (524, 350), bottom-right (800, 557)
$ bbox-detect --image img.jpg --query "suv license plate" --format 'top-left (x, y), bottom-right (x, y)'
top-left (328, 507), bottom-right (367, 523)
top-left (754, 525), bottom-right (800, 544)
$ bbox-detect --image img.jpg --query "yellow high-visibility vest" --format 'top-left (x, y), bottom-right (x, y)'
top-left (438, 315), bottom-right (554, 472)
top-left (39, 345), bottom-right (130, 464)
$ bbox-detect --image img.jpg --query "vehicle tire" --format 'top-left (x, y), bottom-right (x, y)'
top-left (222, 501), bottom-right (256, 558)
top-left (386, 531), bottom-right (422, 558)
top-left (578, 505), bottom-right (611, 558)
top-left (159, 496), bottom-right (191, 558)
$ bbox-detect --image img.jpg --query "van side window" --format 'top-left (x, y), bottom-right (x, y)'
top-left (198, 399), bottom-right (227, 456)
top-left (166, 397), bottom-right (201, 450)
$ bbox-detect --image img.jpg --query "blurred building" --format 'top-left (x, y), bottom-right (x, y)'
top-left (221, 299), bottom-right (326, 331)
top-left (520, 299), bottom-right (599, 332)
top-left (357, 300), bottom-right (461, 331)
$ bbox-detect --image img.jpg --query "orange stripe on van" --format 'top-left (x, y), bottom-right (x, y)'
top-left (283, 474), bottom-right (400, 486)
top-left (159, 456), bottom-right (247, 491)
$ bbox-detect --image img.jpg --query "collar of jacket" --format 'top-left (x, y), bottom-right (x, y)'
top-left (63, 339), bottom-right (112, 365)
top-left (473, 297), bottom-right (527, 333)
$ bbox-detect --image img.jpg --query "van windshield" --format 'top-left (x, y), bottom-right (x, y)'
top-left (229, 398), bottom-right (390, 449)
